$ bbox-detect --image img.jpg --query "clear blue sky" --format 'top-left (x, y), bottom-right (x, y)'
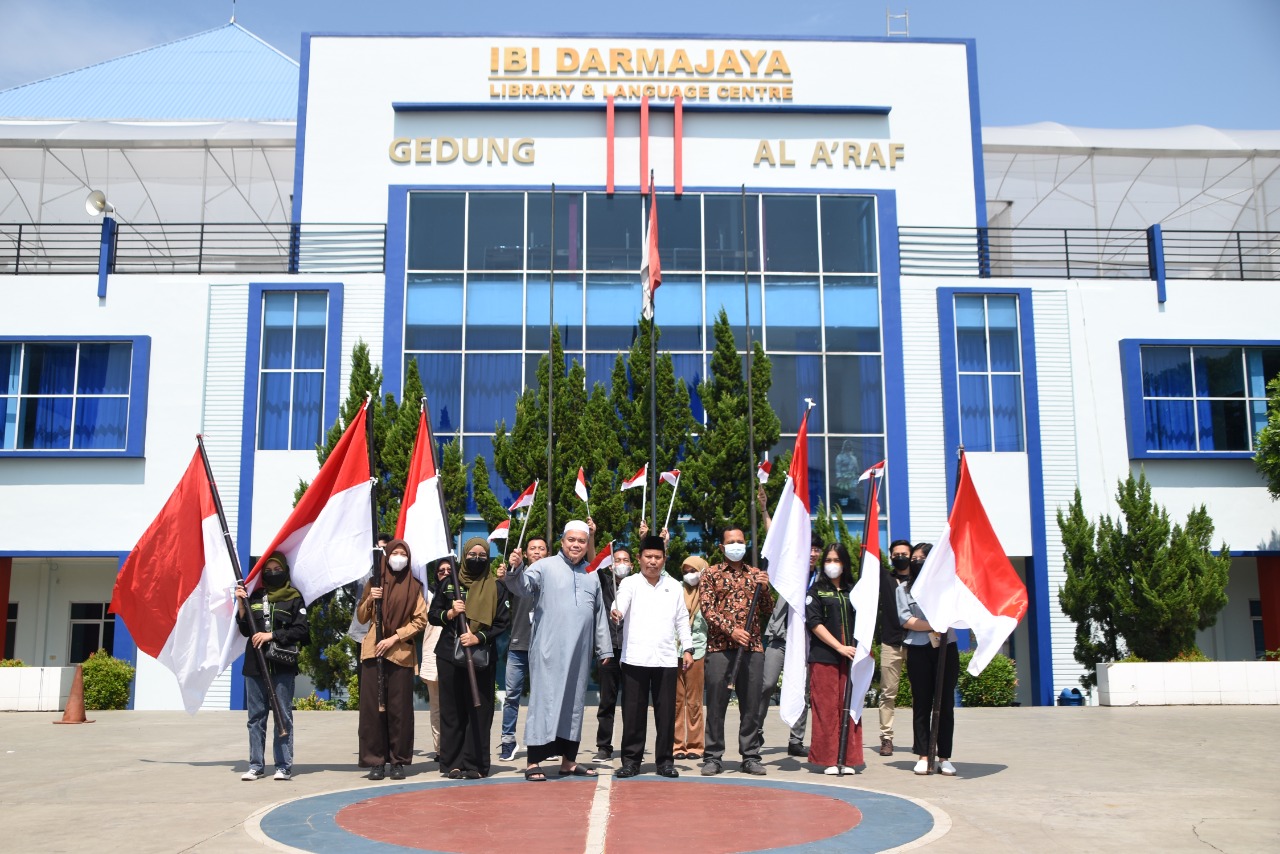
top-left (1, 0), bottom-right (1276, 128)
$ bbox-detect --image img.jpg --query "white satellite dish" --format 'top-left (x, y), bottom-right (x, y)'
top-left (85, 190), bottom-right (115, 217)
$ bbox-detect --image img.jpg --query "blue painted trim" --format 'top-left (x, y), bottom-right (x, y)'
top-left (96, 217), bottom-right (116, 299)
top-left (964, 40), bottom-right (988, 229)
top-left (382, 187), bottom-right (410, 396)
top-left (1147, 224), bottom-right (1166, 303)
top-left (110, 554), bottom-right (138, 709)
top-left (937, 287), bottom-right (1052, 705)
top-left (0, 335), bottom-right (150, 458)
top-left (230, 656), bottom-right (245, 711)
top-left (290, 34), bottom-right (312, 225)
top-left (393, 101), bottom-right (891, 115)
top-left (876, 192), bottom-right (911, 543)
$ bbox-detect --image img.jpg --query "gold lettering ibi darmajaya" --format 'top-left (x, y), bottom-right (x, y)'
top-left (753, 140), bottom-right (905, 168)
top-left (548, 47), bottom-right (791, 76)
top-left (389, 137), bottom-right (535, 165)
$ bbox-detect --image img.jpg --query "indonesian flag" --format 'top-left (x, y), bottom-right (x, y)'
top-left (396, 409), bottom-right (453, 585)
top-left (756, 460), bottom-right (772, 484)
top-left (640, 183), bottom-right (661, 320)
top-left (586, 542), bottom-right (615, 574)
top-left (761, 405), bottom-right (815, 727)
top-left (847, 466), bottom-right (885, 723)
top-left (509, 481), bottom-right (538, 512)
top-left (858, 459), bottom-right (886, 482)
top-left (575, 467), bottom-right (590, 504)
top-left (912, 455), bottom-right (1029, 676)
top-left (249, 406), bottom-right (374, 604)
top-left (110, 448), bottom-right (240, 713)
top-left (620, 465), bottom-right (647, 491)
top-left (660, 468), bottom-right (680, 487)
top-left (488, 520), bottom-right (510, 541)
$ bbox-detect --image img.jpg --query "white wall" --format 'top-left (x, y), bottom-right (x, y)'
top-left (7, 558), bottom-right (118, 667)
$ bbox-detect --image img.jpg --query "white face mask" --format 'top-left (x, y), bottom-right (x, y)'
top-left (614, 562), bottom-right (632, 578)
top-left (388, 554), bottom-right (409, 572)
top-left (723, 543), bottom-right (747, 562)
top-left (683, 571), bottom-right (701, 587)
top-left (823, 563), bottom-right (843, 579)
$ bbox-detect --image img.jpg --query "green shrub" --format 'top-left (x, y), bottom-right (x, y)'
top-left (81, 649), bottom-right (135, 710)
top-left (294, 692), bottom-right (340, 711)
top-left (957, 651), bottom-right (1017, 707)
top-left (1171, 647), bottom-right (1211, 662)
top-left (0, 659), bottom-right (25, 667)
top-left (871, 643), bottom-right (911, 707)
top-left (1119, 652), bottom-right (1147, 663)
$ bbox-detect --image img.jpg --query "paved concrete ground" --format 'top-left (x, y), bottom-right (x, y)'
top-left (1, 704), bottom-right (1277, 852)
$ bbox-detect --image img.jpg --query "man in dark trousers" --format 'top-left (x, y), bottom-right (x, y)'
top-left (594, 545), bottom-right (632, 761)
top-left (877, 538), bottom-right (914, 755)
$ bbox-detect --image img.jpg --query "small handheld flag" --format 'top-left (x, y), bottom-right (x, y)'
top-left (488, 520), bottom-right (510, 541)
top-left (575, 466), bottom-right (590, 514)
top-left (858, 460), bottom-right (886, 482)
top-left (756, 459), bottom-right (772, 484)
top-left (586, 541), bottom-right (615, 574)
top-left (620, 465), bottom-right (647, 490)
top-left (509, 481), bottom-right (538, 513)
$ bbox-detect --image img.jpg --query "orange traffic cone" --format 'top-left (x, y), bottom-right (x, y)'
top-left (53, 663), bottom-right (95, 725)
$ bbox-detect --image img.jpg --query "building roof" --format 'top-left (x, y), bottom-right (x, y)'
top-left (0, 23), bottom-right (298, 122)
top-left (984, 122), bottom-right (1280, 154)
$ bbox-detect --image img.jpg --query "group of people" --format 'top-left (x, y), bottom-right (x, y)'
top-left (234, 517), bottom-right (960, 782)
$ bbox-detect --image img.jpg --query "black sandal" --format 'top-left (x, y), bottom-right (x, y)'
top-left (559, 764), bottom-right (598, 777)
top-left (524, 766), bottom-right (547, 782)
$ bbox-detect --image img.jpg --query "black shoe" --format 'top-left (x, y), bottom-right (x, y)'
top-left (368, 765), bottom-right (386, 780)
top-left (389, 764), bottom-right (405, 780)
top-left (594, 748), bottom-right (612, 762)
top-left (700, 759), bottom-right (723, 776)
top-left (656, 764), bottom-right (679, 778)
top-left (615, 763), bottom-right (640, 778)
top-left (787, 742), bottom-right (807, 757)
top-left (741, 759), bottom-right (767, 776)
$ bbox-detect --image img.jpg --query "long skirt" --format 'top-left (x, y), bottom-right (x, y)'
top-left (807, 660), bottom-right (863, 768)
top-left (358, 659), bottom-right (415, 767)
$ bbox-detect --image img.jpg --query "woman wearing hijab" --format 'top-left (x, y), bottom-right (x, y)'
top-left (429, 536), bottom-right (511, 779)
top-left (805, 542), bottom-right (863, 774)
top-left (356, 538), bottom-right (427, 781)
top-left (417, 557), bottom-right (453, 763)
top-left (897, 542), bottom-right (959, 776)
top-left (673, 555), bottom-right (709, 760)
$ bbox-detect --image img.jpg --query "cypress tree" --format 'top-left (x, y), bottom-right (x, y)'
top-left (1254, 373), bottom-right (1280, 500)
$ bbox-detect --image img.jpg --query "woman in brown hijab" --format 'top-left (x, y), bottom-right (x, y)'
top-left (356, 538), bottom-right (426, 780)
top-left (429, 536), bottom-right (510, 778)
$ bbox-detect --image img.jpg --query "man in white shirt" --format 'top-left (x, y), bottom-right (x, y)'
top-left (611, 535), bottom-right (694, 778)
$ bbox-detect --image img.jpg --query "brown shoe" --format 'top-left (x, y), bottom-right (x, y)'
top-left (879, 738), bottom-right (893, 757)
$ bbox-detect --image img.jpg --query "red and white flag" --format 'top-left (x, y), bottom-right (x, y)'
top-left (756, 460), bottom-right (772, 484)
top-left (110, 448), bottom-right (240, 713)
top-left (620, 465), bottom-right (647, 491)
top-left (640, 183), bottom-right (662, 321)
top-left (659, 468), bottom-right (680, 487)
top-left (575, 467), bottom-right (590, 504)
top-left (586, 542), bottom-right (615, 574)
top-left (761, 404), bottom-right (816, 727)
top-left (912, 455), bottom-right (1029, 676)
top-left (858, 459), bottom-right (886, 482)
top-left (847, 466), bottom-right (885, 722)
top-left (509, 481), bottom-right (538, 512)
top-left (248, 406), bottom-right (374, 605)
top-left (488, 520), bottom-right (510, 541)
top-left (396, 408), bottom-right (453, 586)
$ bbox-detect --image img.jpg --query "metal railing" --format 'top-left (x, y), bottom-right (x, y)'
top-left (0, 224), bottom-right (103, 274)
top-left (1161, 230), bottom-right (1279, 280)
top-left (899, 226), bottom-right (1153, 279)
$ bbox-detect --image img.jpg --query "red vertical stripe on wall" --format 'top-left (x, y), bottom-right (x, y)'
top-left (640, 94), bottom-right (649, 193)
top-left (1258, 556), bottom-right (1280, 654)
top-left (673, 93), bottom-right (684, 195)
top-left (606, 95), bottom-right (615, 195)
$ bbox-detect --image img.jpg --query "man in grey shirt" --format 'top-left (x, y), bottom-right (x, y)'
top-left (496, 535), bottom-right (547, 761)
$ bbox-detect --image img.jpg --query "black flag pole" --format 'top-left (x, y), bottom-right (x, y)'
top-left (927, 444), bottom-right (965, 774)
top-left (839, 471), bottom-right (879, 776)
top-left (197, 434), bottom-right (288, 739)
top-left (547, 183), bottom-right (556, 540)
top-left (648, 170), bottom-right (659, 532)
top-left (742, 185), bottom-right (759, 564)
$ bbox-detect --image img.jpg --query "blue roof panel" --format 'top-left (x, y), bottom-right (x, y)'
top-left (0, 24), bottom-right (298, 121)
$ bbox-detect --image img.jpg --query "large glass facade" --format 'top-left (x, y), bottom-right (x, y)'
top-left (404, 191), bottom-right (885, 527)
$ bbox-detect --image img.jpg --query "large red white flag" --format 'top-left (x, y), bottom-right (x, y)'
top-left (912, 455), bottom-right (1029, 676)
top-left (847, 465), bottom-right (885, 723)
top-left (110, 448), bottom-right (240, 713)
top-left (762, 405), bottom-right (815, 727)
top-left (396, 408), bottom-right (453, 586)
top-left (509, 481), bottom-right (538, 512)
top-left (640, 184), bottom-right (662, 320)
top-left (249, 406), bottom-right (374, 604)
top-left (575, 467), bottom-right (590, 504)
top-left (620, 465), bottom-right (647, 490)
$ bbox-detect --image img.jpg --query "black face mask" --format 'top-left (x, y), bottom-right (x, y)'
top-left (891, 555), bottom-right (911, 572)
top-left (263, 570), bottom-right (287, 590)
top-left (465, 557), bottom-right (489, 574)
top-left (910, 558), bottom-right (925, 571)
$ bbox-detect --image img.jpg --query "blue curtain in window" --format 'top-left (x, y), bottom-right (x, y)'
top-left (262, 293), bottom-right (295, 369)
top-left (671, 354), bottom-right (704, 423)
top-left (291, 372), bottom-right (323, 450)
top-left (770, 355), bottom-right (823, 433)
top-left (825, 355), bottom-right (881, 434)
top-left (954, 296), bottom-right (988, 372)
top-left (258, 374), bottom-right (291, 450)
top-left (77, 343), bottom-right (132, 394)
top-left (959, 375), bottom-right (992, 452)
top-left (294, 294), bottom-right (327, 370)
top-left (990, 375), bottom-right (1024, 451)
top-left (1141, 347), bottom-right (1192, 397)
top-left (74, 398), bottom-right (127, 449)
top-left (464, 436), bottom-right (514, 513)
top-left (410, 353), bottom-right (462, 434)
top-left (464, 353), bottom-right (520, 433)
top-left (21, 397), bottom-right (72, 449)
top-left (1144, 399), bottom-right (1195, 450)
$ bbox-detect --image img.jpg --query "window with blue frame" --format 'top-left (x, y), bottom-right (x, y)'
top-left (258, 291), bottom-right (327, 451)
top-left (0, 341), bottom-right (136, 451)
top-left (954, 294), bottom-right (1025, 452)
top-left (1138, 344), bottom-right (1280, 452)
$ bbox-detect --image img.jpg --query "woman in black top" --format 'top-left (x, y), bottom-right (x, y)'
top-left (429, 536), bottom-right (511, 779)
top-left (804, 542), bottom-right (863, 774)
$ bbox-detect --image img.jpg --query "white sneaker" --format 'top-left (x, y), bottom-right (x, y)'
top-left (273, 768), bottom-right (291, 781)
top-left (823, 765), bottom-right (840, 775)
top-left (936, 760), bottom-right (956, 776)
top-left (840, 766), bottom-right (858, 775)
top-left (241, 769), bottom-right (264, 781)
top-left (912, 759), bottom-right (928, 775)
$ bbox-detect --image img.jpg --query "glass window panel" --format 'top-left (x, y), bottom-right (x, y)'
top-left (1197, 400), bottom-right (1249, 451)
top-left (526, 275), bottom-right (584, 351)
top-left (671, 354), bottom-right (705, 424)
top-left (1194, 347), bottom-right (1244, 398)
top-left (764, 278), bottom-right (821, 351)
top-left (1, 343), bottom-right (18, 394)
top-left (464, 353), bottom-right (521, 432)
top-left (705, 275), bottom-right (761, 350)
top-left (585, 276), bottom-right (640, 351)
top-left (467, 193), bottom-right (524, 270)
top-left (466, 275), bottom-right (523, 350)
top-left (68, 622), bottom-right (101, 664)
top-left (586, 192), bottom-right (643, 270)
top-left (825, 355), bottom-right (883, 434)
top-left (294, 293), bottom-right (327, 370)
top-left (768, 354), bottom-right (824, 433)
top-left (955, 295), bottom-right (988, 372)
top-left (0, 397), bottom-right (16, 449)
top-left (820, 196), bottom-right (877, 274)
top-left (958, 375), bottom-right (992, 452)
top-left (76, 343), bottom-right (132, 395)
top-left (19, 396), bottom-right (71, 449)
top-left (70, 603), bottom-right (103, 620)
top-left (1252, 399), bottom-right (1268, 444)
top-left (703, 193), bottom-right (760, 273)
top-left (527, 191), bottom-right (583, 271)
top-left (823, 278), bottom-right (880, 351)
top-left (829, 436), bottom-right (885, 515)
top-left (261, 292), bottom-right (295, 369)
top-left (1246, 348), bottom-right (1280, 397)
top-left (408, 192), bottom-right (465, 270)
top-left (290, 372), bottom-right (323, 450)
top-left (463, 436), bottom-right (515, 514)
top-left (22, 343), bottom-right (76, 395)
top-left (586, 353), bottom-right (618, 391)
top-left (762, 196), bottom-right (819, 272)
top-left (657, 275), bottom-right (702, 350)
top-left (1144, 399), bottom-right (1195, 451)
top-left (257, 373), bottom-right (292, 450)
top-left (73, 397), bottom-right (128, 450)
top-left (1141, 347), bottom-right (1192, 398)
top-left (409, 353), bottom-right (462, 434)
top-left (405, 275), bottom-right (463, 350)
top-left (655, 193), bottom-right (702, 271)
top-left (990, 375), bottom-right (1025, 452)
top-left (987, 296), bottom-right (1020, 372)
top-left (767, 434), bottom-right (825, 512)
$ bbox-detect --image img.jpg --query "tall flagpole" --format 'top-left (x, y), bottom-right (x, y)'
top-left (547, 183), bottom-right (556, 540)
top-left (839, 471), bottom-right (878, 775)
top-left (648, 171), bottom-right (659, 532)
top-left (928, 444), bottom-right (965, 773)
top-left (742, 185), bottom-right (759, 564)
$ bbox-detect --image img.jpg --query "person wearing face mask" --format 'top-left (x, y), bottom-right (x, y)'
top-left (673, 555), bottom-right (709, 760)
top-left (356, 538), bottom-right (427, 781)
top-left (805, 543), bottom-right (863, 774)
top-left (877, 538), bottom-right (914, 756)
top-left (495, 535), bottom-right (548, 762)
top-left (897, 542), bottom-right (959, 776)
top-left (430, 537), bottom-right (510, 779)
top-left (417, 557), bottom-right (455, 763)
top-left (592, 545), bottom-right (633, 762)
top-left (235, 552), bottom-right (309, 781)
top-left (760, 531), bottom-right (823, 758)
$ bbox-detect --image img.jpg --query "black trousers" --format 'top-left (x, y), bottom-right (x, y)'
top-left (907, 641), bottom-right (959, 759)
top-left (702, 650), bottom-right (765, 763)
top-left (620, 662), bottom-right (677, 768)
top-left (437, 655), bottom-right (497, 776)
top-left (358, 659), bottom-right (415, 767)
top-left (595, 657), bottom-right (622, 753)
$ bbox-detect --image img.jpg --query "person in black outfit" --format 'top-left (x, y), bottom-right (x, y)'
top-left (235, 551), bottom-right (309, 781)
top-left (804, 542), bottom-right (863, 774)
top-left (877, 538), bottom-right (914, 755)
top-left (594, 545), bottom-right (632, 762)
top-left (429, 536), bottom-right (511, 779)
